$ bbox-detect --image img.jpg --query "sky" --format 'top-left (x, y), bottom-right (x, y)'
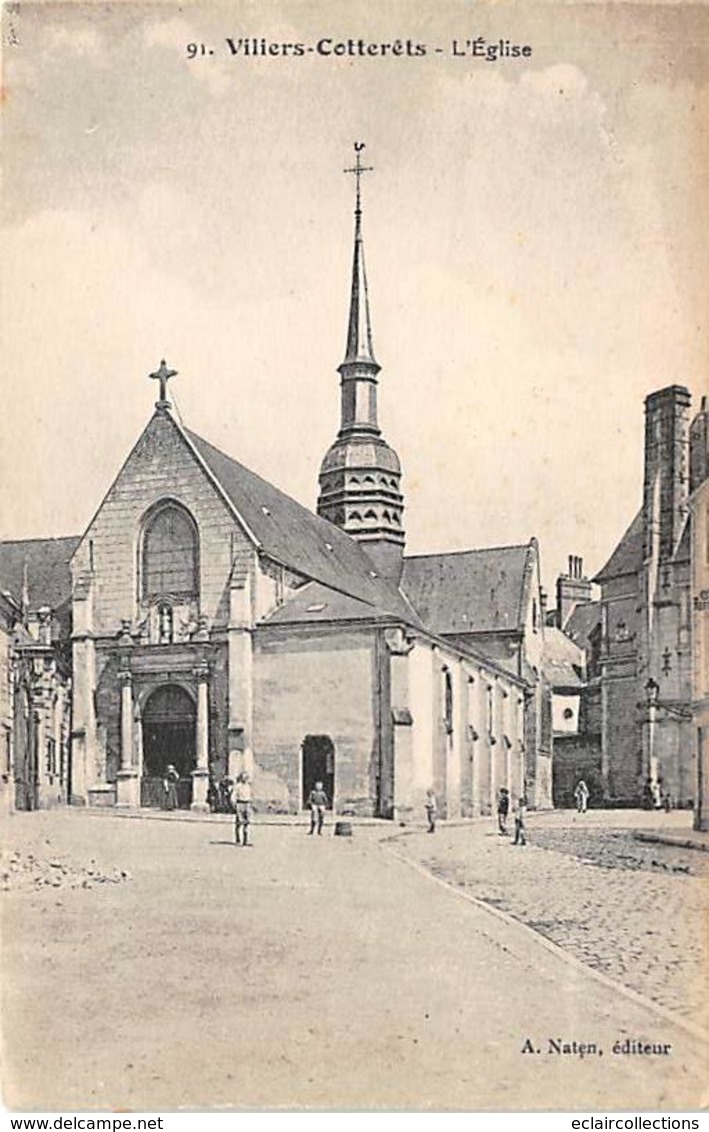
top-left (2, 1), bottom-right (708, 594)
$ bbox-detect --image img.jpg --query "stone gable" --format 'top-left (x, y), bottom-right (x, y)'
top-left (72, 411), bottom-right (254, 635)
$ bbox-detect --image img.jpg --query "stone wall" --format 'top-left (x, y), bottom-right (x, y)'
top-left (252, 624), bottom-right (379, 814)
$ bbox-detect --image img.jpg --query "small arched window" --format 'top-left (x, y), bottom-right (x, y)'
top-left (143, 503), bottom-right (198, 600)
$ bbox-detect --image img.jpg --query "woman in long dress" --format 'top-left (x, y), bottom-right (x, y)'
top-left (163, 763), bottom-right (180, 810)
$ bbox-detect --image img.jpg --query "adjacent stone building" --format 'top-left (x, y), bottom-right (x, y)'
top-left (593, 387), bottom-right (708, 807)
top-left (0, 538), bottom-right (76, 812)
top-left (690, 400), bottom-right (709, 830)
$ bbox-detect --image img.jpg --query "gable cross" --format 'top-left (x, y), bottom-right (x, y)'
top-left (150, 359), bottom-right (177, 407)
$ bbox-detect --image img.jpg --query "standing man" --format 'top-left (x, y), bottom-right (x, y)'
top-left (424, 788), bottom-right (438, 834)
top-left (497, 787), bottom-right (510, 835)
top-left (234, 771), bottom-right (253, 847)
top-left (513, 795), bottom-right (527, 846)
top-left (308, 780), bottom-right (328, 836)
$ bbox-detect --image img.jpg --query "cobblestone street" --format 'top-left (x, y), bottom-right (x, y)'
top-left (395, 809), bottom-right (709, 1032)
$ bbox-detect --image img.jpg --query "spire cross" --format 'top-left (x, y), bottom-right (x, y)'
top-left (344, 142), bottom-right (373, 216)
top-left (149, 359), bottom-right (177, 406)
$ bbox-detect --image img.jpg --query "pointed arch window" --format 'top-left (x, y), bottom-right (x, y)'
top-left (142, 503), bottom-right (199, 600)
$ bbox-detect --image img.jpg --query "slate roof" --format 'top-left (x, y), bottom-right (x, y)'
top-left (542, 626), bottom-right (585, 688)
top-left (594, 509), bottom-right (644, 583)
top-left (401, 544), bottom-right (532, 635)
top-left (263, 580), bottom-right (399, 625)
top-left (564, 600), bottom-right (601, 651)
top-left (184, 427), bottom-right (419, 625)
top-left (0, 536), bottom-right (80, 612)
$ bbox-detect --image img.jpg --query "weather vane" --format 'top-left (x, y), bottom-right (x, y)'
top-left (344, 141), bottom-right (373, 215)
top-left (149, 359), bottom-right (177, 406)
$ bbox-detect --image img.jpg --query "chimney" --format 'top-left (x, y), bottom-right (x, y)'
top-left (556, 555), bottom-right (593, 630)
top-left (643, 385), bottom-right (691, 562)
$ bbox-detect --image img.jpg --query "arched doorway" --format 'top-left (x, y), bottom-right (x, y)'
top-left (141, 684), bottom-right (196, 808)
top-left (301, 735), bottom-right (335, 810)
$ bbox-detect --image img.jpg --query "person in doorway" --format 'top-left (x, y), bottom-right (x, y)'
top-left (308, 781), bottom-right (328, 835)
top-left (573, 779), bottom-right (590, 814)
top-left (650, 778), bottom-right (662, 810)
top-left (513, 795), bottom-right (527, 846)
top-left (219, 774), bottom-right (234, 814)
top-left (497, 787), bottom-right (510, 835)
top-left (424, 788), bottom-right (438, 834)
top-left (234, 771), bottom-right (253, 846)
top-left (163, 764), bottom-right (179, 811)
top-left (207, 775), bottom-right (219, 814)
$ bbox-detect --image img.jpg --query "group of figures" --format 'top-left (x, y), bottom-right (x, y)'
top-left (160, 764), bottom-right (331, 847)
top-left (423, 787), bottom-right (528, 846)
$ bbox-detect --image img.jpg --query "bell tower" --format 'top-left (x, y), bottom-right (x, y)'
top-left (317, 144), bottom-right (405, 582)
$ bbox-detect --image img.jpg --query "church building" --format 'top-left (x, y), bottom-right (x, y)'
top-left (1, 149), bottom-right (554, 819)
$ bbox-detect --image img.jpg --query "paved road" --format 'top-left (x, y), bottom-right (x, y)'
top-left (2, 811), bottom-right (707, 1110)
top-left (396, 809), bottom-right (709, 1030)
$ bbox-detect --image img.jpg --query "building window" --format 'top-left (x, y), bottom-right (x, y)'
top-left (142, 503), bottom-right (198, 600)
top-left (46, 738), bottom-right (56, 777)
top-left (443, 668), bottom-right (453, 734)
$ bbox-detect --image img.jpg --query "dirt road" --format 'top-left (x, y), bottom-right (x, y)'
top-left (2, 811), bottom-right (706, 1110)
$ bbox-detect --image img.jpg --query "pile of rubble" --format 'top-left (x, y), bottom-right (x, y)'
top-left (1, 850), bottom-right (131, 893)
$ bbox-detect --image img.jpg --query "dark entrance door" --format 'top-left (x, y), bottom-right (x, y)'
top-left (141, 685), bottom-right (196, 809)
top-left (14, 691), bottom-right (38, 812)
top-left (301, 735), bottom-right (335, 809)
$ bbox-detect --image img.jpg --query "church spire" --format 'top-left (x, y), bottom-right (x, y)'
top-left (342, 143), bottom-right (378, 369)
top-left (317, 145), bottom-right (405, 582)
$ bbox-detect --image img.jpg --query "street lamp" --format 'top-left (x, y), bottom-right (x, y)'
top-left (644, 678), bottom-right (660, 793)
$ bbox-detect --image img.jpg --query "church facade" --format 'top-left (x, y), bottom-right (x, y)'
top-left (2, 152), bottom-right (555, 819)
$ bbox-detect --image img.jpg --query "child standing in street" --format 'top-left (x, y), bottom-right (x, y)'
top-left (424, 789), bottom-right (438, 833)
top-left (234, 771), bottom-right (253, 847)
top-left (513, 795), bottom-right (527, 846)
top-left (308, 781), bottom-right (328, 835)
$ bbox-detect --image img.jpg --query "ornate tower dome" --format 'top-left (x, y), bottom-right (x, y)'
top-left (317, 144), bottom-right (405, 581)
